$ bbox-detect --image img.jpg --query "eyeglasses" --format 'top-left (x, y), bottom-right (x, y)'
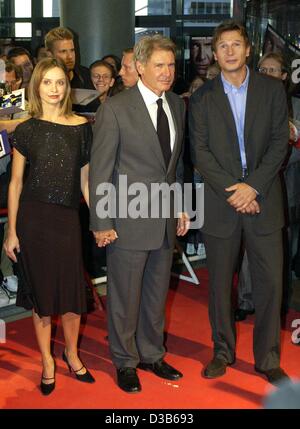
top-left (91, 73), bottom-right (112, 81)
top-left (258, 67), bottom-right (282, 74)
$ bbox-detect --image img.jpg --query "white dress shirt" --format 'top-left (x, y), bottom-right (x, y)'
top-left (137, 79), bottom-right (176, 151)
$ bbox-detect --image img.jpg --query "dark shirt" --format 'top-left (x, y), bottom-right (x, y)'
top-left (71, 65), bottom-right (94, 90)
top-left (71, 65), bottom-right (100, 113)
top-left (13, 118), bottom-right (92, 209)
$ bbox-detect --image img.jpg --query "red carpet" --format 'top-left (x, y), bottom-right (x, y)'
top-left (0, 268), bottom-right (299, 409)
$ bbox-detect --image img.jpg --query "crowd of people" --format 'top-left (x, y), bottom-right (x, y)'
top-left (0, 20), bottom-right (300, 398)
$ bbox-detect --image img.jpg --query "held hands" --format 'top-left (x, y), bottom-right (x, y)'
top-left (225, 183), bottom-right (259, 215)
top-left (4, 232), bottom-right (20, 263)
top-left (177, 212), bottom-right (190, 236)
top-left (93, 229), bottom-right (118, 247)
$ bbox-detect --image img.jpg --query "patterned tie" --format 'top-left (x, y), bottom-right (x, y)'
top-left (156, 98), bottom-right (171, 167)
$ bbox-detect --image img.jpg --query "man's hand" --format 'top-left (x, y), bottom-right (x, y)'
top-left (177, 212), bottom-right (190, 236)
top-left (239, 199), bottom-right (260, 215)
top-left (93, 229), bottom-right (118, 247)
top-left (225, 183), bottom-right (257, 211)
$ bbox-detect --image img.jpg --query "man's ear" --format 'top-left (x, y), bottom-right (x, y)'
top-left (135, 60), bottom-right (144, 76)
top-left (246, 44), bottom-right (251, 58)
top-left (213, 52), bottom-right (218, 62)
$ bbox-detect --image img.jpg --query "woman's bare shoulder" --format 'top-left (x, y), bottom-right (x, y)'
top-left (68, 114), bottom-right (88, 126)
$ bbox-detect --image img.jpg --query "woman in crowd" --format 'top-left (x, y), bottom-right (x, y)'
top-left (4, 57), bottom-right (95, 395)
top-left (90, 59), bottom-right (116, 105)
top-left (101, 54), bottom-right (124, 95)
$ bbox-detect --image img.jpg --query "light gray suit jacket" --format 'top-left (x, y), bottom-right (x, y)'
top-left (89, 85), bottom-right (185, 250)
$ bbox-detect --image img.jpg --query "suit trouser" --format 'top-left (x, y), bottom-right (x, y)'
top-left (106, 238), bottom-right (174, 368)
top-left (203, 216), bottom-right (283, 371)
top-left (238, 227), bottom-right (295, 312)
top-left (237, 250), bottom-right (254, 311)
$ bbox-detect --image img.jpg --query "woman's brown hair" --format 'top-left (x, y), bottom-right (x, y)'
top-left (28, 57), bottom-right (72, 117)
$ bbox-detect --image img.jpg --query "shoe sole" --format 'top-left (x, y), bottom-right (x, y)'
top-left (119, 387), bottom-right (141, 393)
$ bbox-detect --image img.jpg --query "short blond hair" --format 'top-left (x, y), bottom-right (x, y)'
top-left (134, 35), bottom-right (176, 64)
top-left (28, 58), bottom-right (72, 118)
top-left (45, 27), bottom-right (74, 53)
top-left (258, 52), bottom-right (287, 72)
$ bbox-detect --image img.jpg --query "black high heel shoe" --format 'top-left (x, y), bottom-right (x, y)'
top-left (62, 351), bottom-right (95, 383)
top-left (40, 361), bottom-right (56, 395)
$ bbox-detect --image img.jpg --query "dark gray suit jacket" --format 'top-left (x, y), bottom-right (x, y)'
top-left (189, 71), bottom-right (289, 238)
top-left (89, 85), bottom-right (185, 250)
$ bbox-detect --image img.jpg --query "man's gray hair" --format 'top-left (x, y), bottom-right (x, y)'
top-left (134, 35), bottom-right (176, 64)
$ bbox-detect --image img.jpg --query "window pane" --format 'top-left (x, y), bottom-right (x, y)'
top-left (43, 0), bottom-right (60, 17)
top-left (15, 22), bottom-right (32, 38)
top-left (183, 0), bottom-right (232, 15)
top-left (135, 27), bottom-right (170, 42)
top-left (135, 0), bottom-right (172, 16)
top-left (14, 0), bottom-right (31, 18)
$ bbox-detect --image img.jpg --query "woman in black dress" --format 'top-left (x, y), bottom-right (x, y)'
top-left (4, 58), bottom-right (95, 395)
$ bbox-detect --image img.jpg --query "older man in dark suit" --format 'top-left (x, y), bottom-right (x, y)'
top-left (189, 20), bottom-right (290, 386)
top-left (89, 35), bottom-right (189, 393)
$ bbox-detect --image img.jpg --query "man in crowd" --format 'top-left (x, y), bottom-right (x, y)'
top-left (7, 47), bottom-right (34, 89)
top-left (119, 48), bottom-right (139, 88)
top-left (45, 26), bottom-right (96, 112)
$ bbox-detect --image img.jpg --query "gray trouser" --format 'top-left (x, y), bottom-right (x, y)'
top-left (106, 239), bottom-right (174, 369)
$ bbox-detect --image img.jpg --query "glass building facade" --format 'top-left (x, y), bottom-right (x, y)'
top-left (246, 0), bottom-right (300, 60)
top-left (1, 1), bottom-right (299, 84)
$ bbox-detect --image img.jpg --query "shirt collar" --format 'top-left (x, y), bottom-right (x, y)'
top-left (138, 79), bottom-right (166, 106)
top-left (221, 66), bottom-right (250, 94)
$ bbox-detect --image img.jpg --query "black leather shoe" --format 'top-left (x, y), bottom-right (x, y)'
top-left (203, 357), bottom-right (235, 379)
top-left (255, 367), bottom-right (290, 386)
top-left (117, 367), bottom-right (141, 393)
top-left (234, 308), bottom-right (255, 322)
top-left (138, 359), bottom-right (183, 380)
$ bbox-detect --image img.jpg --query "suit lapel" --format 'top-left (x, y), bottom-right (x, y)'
top-left (212, 76), bottom-right (238, 140)
top-left (244, 71), bottom-right (258, 145)
top-left (166, 92), bottom-right (180, 174)
top-left (129, 86), bottom-right (166, 170)
top-left (211, 76), bottom-right (245, 164)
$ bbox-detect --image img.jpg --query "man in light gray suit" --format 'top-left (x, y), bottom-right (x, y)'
top-left (89, 35), bottom-right (189, 393)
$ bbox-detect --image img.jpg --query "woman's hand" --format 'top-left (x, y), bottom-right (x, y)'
top-left (4, 233), bottom-right (20, 262)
